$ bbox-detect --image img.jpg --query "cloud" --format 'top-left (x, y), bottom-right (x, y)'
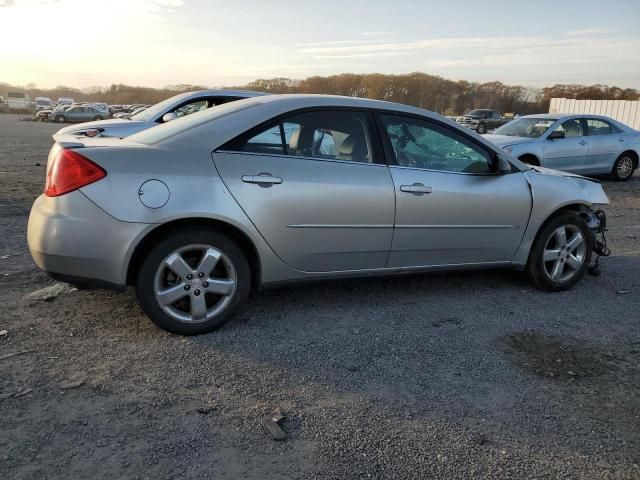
top-left (564, 27), bottom-right (616, 36)
top-left (361, 31), bottom-right (390, 36)
top-left (0, 0), bottom-right (15, 6)
top-left (296, 40), bottom-right (381, 47)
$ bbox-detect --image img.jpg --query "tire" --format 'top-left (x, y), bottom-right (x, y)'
top-left (476, 123), bottom-right (487, 134)
top-left (611, 153), bottom-right (636, 181)
top-left (55, 115), bottom-right (65, 123)
top-left (136, 228), bottom-right (251, 335)
top-left (94, 116), bottom-right (103, 121)
top-left (526, 213), bottom-right (593, 291)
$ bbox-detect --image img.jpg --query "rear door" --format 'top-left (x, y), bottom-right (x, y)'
top-left (378, 113), bottom-right (531, 267)
top-left (584, 118), bottom-right (626, 173)
top-left (213, 109), bottom-right (395, 272)
top-left (543, 118), bottom-right (588, 172)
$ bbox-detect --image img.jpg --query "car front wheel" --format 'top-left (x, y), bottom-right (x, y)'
top-left (55, 115), bottom-right (66, 123)
top-left (476, 122), bottom-right (487, 134)
top-left (526, 213), bottom-right (593, 291)
top-left (136, 229), bottom-right (251, 335)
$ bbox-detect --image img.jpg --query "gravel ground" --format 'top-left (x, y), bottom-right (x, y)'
top-left (1, 113), bottom-right (639, 479)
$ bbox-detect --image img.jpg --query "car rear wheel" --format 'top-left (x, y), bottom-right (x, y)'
top-left (94, 115), bottom-right (103, 121)
top-left (526, 213), bottom-right (593, 291)
top-left (476, 122), bottom-right (487, 134)
top-left (55, 115), bottom-right (65, 123)
top-left (611, 154), bottom-right (635, 181)
top-left (136, 229), bottom-right (251, 335)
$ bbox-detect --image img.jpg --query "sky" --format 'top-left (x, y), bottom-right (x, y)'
top-left (1, 0), bottom-right (639, 89)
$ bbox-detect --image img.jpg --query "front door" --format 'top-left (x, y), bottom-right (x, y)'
top-left (378, 114), bottom-right (532, 267)
top-left (543, 118), bottom-right (588, 172)
top-left (213, 109), bottom-right (395, 273)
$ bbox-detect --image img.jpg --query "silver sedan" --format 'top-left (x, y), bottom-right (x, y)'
top-left (28, 95), bottom-right (610, 335)
top-left (485, 114), bottom-right (639, 181)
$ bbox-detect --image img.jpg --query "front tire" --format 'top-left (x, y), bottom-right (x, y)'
top-left (55, 115), bottom-right (66, 123)
top-left (94, 115), bottom-right (103, 121)
top-left (611, 153), bottom-right (635, 181)
top-left (526, 213), bottom-right (593, 291)
top-left (136, 228), bottom-right (251, 335)
top-left (476, 122), bottom-right (487, 134)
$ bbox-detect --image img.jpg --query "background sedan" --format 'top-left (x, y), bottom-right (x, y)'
top-left (486, 114), bottom-right (639, 180)
top-left (49, 105), bottom-right (107, 123)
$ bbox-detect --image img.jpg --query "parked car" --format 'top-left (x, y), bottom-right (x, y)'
top-left (485, 114), bottom-right (639, 181)
top-left (49, 105), bottom-right (107, 123)
top-left (456, 109), bottom-right (512, 134)
top-left (7, 91), bottom-right (31, 111)
top-left (0, 96), bottom-right (9, 113)
top-left (35, 97), bottom-right (52, 111)
top-left (29, 95), bottom-right (610, 335)
top-left (56, 90), bottom-right (269, 138)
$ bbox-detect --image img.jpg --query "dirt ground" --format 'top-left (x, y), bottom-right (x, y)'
top-left (1, 113), bottom-right (639, 479)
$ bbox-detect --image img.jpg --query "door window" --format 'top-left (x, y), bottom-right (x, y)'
top-left (586, 119), bottom-right (620, 135)
top-left (380, 115), bottom-right (493, 174)
top-left (555, 119), bottom-right (583, 137)
top-left (174, 100), bottom-right (208, 118)
top-left (232, 110), bottom-right (374, 163)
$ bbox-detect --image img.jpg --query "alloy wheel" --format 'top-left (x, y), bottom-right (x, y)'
top-left (542, 225), bottom-right (587, 283)
top-left (617, 156), bottom-right (634, 179)
top-left (153, 244), bottom-right (237, 324)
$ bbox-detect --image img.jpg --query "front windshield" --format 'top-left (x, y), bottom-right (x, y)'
top-left (130, 92), bottom-right (193, 122)
top-left (493, 118), bottom-right (557, 138)
top-left (467, 110), bottom-right (487, 117)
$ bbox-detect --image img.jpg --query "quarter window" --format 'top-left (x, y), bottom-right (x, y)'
top-left (380, 115), bottom-right (493, 174)
top-left (235, 111), bottom-right (374, 163)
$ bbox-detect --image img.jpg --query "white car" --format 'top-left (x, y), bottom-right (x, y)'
top-left (55, 90), bottom-right (268, 138)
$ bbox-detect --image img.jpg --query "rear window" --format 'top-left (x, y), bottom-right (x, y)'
top-left (129, 99), bottom-right (261, 145)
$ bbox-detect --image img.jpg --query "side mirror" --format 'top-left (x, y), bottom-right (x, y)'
top-left (497, 155), bottom-right (512, 173)
top-left (548, 130), bottom-right (565, 140)
top-left (162, 112), bottom-right (178, 123)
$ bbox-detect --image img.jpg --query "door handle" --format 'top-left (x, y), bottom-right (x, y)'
top-left (242, 174), bottom-right (282, 185)
top-left (618, 138), bottom-right (626, 142)
top-left (578, 140), bottom-right (587, 146)
top-left (400, 184), bottom-right (432, 194)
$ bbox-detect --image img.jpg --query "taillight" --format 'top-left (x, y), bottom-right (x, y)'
top-left (44, 149), bottom-right (106, 197)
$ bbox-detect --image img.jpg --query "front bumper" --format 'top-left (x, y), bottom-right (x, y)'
top-left (27, 191), bottom-right (149, 288)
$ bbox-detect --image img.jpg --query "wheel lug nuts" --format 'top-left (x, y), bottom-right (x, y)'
top-left (194, 289), bottom-right (201, 296)
top-left (202, 282), bottom-right (209, 288)
top-left (184, 285), bottom-right (190, 291)
top-left (186, 274), bottom-right (193, 280)
top-left (198, 272), bottom-right (204, 278)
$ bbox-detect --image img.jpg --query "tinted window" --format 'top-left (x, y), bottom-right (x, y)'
top-left (237, 111), bottom-right (374, 164)
top-left (586, 119), bottom-right (619, 135)
top-left (555, 119), bottom-right (583, 137)
top-left (381, 115), bottom-right (493, 174)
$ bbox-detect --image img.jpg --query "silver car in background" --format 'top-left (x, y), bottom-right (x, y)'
top-left (485, 114), bottom-right (639, 181)
top-left (28, 95), bottom-right (609, 335)
top-left (49, 105), bottom-right (108, 123)
top-left (55, 89), bottom-right (268, 138)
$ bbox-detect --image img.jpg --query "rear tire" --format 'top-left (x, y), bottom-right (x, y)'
top-left (94, 115), bottom-right (103, 121)
top-left (55, 115), bottom-right (65, 123)
top-left (136, 228), bottom-right (251, 335)
top-left (526, 213), bottom-right (593, 291)
top-left (611, 153), bottom-right (636, 181)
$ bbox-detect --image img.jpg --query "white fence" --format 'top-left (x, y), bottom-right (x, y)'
top-left (549, 98), bottom-right (640, 130)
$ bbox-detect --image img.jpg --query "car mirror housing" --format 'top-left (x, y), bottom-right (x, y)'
top-left (497, 155), bottom-right (513, 174)
top-left (548, 131), bottom-right (565, 140)
top-left (162, 112), bottom-right (178, 123)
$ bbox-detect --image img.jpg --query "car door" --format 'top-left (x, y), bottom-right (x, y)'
top-left (584, 118), bottom-right (626, 174)
top-left (66, 107), bottom-right (80, 121)
top-left (542, 118), bottom-right (588, 172)
top-left (213, 109), bottom-right (395, 272)
top-left (377, 113), bottom-right (531, 268)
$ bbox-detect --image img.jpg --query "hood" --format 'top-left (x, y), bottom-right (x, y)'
top-left (529, 165), bottom-right (598, 183)
top-left (484, 134), bottom-right (534, 147)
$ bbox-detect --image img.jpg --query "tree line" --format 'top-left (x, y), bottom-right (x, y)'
top-left (2, 73), bottom-right (638, 115)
